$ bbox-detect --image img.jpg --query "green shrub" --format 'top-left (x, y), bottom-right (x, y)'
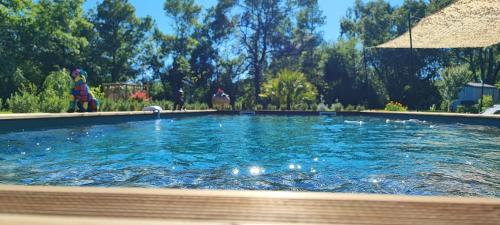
top-left (310, 103), bottom-right (318, 111)
top-left (292, 103), bottom-right (308, 110)
top-left (355, 105), bottom-right (365, 112)
top-left (235, 101), bottom-right (243, 111)
top-left (149, 82), bottom-right (165, 100)
top-left (456, 105), bottom-right (466, 113)
top-left (90, 86), bottom-right (105, 101)
top-left (43, 69), bottom-right (71, 97)
top-left (384, 101), bottom-right (407, 111)
top-left (480, 95), bottom-right (493, 109)
top-left (40, 89), bottom-right (68, 113)
top-left (117, 101), bottom-right (129, 111)
top-left (0, 98), bottom-right (3, 111)
top-left (184, 102), bottom-right (209, 110)
top-left (267, 104), bottom-right (278, 110)
top-left (331, 102), bottom-right (343, 111)
top-left (255, 104), bottom-right (263, 110)
top-left (7, 83), bottom-right (40, 113)
top-left (429, 104), bottom-right (437, 112)
top-left (344, 104), bottom-right (355, 111)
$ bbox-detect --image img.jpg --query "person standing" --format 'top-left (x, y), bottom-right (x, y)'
top-left (173, 89), bottom-right (185, 111)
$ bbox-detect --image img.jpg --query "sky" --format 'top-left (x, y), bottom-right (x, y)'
top-left (83, 0), bottom-right (404, 42)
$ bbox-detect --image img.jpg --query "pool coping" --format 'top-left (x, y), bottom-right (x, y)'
top-left (0, 185), bottom-right (498, 225)
top-left (1, 110), bottom-right (499, 131)
top-left (1, 109), bottom-right (499, 120)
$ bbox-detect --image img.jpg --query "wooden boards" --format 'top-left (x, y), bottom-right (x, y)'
top-left (0, 185), bottom-right (498, 225)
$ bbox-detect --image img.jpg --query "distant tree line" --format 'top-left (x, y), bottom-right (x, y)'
top-left (1, 0), bottom-right (499, 111)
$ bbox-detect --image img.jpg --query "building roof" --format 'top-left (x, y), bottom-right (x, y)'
top-left (376, 0), bottom-right (500, 48)
top-left (466, 82), bottom-right (497, 88)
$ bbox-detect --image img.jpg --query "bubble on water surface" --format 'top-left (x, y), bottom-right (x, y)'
top-left (313, 157), bottom-right (318, 162)
top-left (232, 168), bottom-right (239, 175)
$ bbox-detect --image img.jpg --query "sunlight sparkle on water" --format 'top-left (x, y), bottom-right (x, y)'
top-left (249, 166), bottom-right (263, 176)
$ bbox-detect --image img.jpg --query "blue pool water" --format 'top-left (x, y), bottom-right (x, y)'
top-left (0, 115), bottom-right (499, 196)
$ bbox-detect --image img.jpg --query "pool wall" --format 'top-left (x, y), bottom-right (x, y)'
top-left (1, 110), bottom-right (499, 132)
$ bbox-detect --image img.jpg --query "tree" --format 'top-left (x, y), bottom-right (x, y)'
top-left (437, 65), bottom-right (472, 112)
top-left (239, 0), bottom-right (288, 104)
top-left (340, 0), bottom-right (443, 109)
top-left (89, 0), bottom-right (153, 83)
top-left (260, 69), bottom-right (317, 110)
top-left (0, 0), bottom-right (91, 99)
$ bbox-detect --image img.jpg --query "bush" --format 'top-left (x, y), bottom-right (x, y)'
top-left (429, 104), bottom-right (437, 112)
top-left (384, 101), bottom-right (407, 111)
top-left (149, 82), bottom-right (165, 100)
top-left (293, 103), bottom-right (309, 110)
top-left (310, 103), bottom-right (318, 111)
top-left (185, 102), bottom-right (209, 110)
top-left (43, 69), bottom-right (71, 97)
top-left (331, 102), bottom-right (343, 111)
top-left (40, 89), bottom-right (68, 113)
top-left (255, 104), bottom-right (264, 110)
top-left (267, 104), bottom-right (278, 110)
top-left (235, 101), bottom-right (243, 111)
top-left (355, 105), bottom-right (365, 111)
top-left (0, 98), bottom-right (3, 111)
top-left (456, 105), bottom-right (466, 113)
top-left (344, 104), bottom-right (355, 111)
top-left (90, 86), bottom-right (105, 101)
top-left (7, 83), bottom-right (40, 113)
top-left (480, 95), bottom-right (493, 109)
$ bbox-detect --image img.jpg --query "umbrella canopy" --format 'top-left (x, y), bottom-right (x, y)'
top-left (376, 0), bottom-right (500, 49)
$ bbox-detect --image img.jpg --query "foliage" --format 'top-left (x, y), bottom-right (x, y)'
top-left (355, 105), bottom-right (365, 111)
top-left (40, 89), bottom-right (68, 113)
top-left (90, 86), bottom-right (105, 101)
top-left (43, 69), bottom-right (72, 97)
top-left (0, 0), bottom-right (499, 113)
top-left (437, 65), bottom-right (473, 112)
top-left (331, 102), bottom-right (343, 112)
top-left (149, 82), bottom-right (166, 100)
top-left (7, 83), bottom-right (40, 113)
top-left (184, 102), bottom-right (209, 110)
top-left (429, 104), bottom-right (437, 112)
top-left (345, 104), bottom-right (356, 111)
top-left (89, 0), bottom-right (153, 83)
top-left (480, 95), bottom-right (494, 111)
top-left (267, 104), bottom-right (278, 110)
top-left (260, 70), bottom-right (318, 110)
top-left (384, 101), bottom-right (407, 112)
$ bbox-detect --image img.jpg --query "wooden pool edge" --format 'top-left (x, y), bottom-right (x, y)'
top-left (0, 185), bottom-right (498, 225)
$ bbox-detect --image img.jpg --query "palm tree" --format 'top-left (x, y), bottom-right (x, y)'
top-left (260, 70), bottom-right (317, 110)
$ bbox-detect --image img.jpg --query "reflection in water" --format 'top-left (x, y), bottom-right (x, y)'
top-left (0, 115), bottom-right (498, 197)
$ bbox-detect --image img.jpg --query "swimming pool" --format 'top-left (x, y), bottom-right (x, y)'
top-left (1, 115), bottom-right (499, 197)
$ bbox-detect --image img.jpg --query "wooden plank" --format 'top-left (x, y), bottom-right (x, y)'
top-left (0, 185), bottom-right (498, 225)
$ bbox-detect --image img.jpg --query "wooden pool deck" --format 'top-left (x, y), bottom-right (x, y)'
top-left (0, 185), bottom-right (498, 225)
